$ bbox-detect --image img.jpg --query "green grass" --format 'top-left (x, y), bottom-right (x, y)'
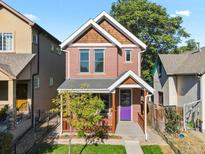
top-left (141, 145), bottom-right (163, 154)
top-left (30, 143), bottom-right (127, 154)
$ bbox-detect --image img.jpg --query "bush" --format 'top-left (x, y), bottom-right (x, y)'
top-left (0, 105), bottom-right (9, 121)
top-left (0, 132), bottom-right (13, 154)
top-left (165, 107), bottom-right (181, 133)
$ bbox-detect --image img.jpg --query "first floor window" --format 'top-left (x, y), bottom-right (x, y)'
top-left (158, 91), bottom-right (163, 106)
top-left (34, 76), bottom-right (40, 89)
top-left (0, 81), bottom-right (8, 101)
top-left (49, 77), bottom-right (54, 86)
top-left (94, 49), bottom-right (104, 73)
top-left (80, 49), bottom-right (89, 73)
top-left (0, 33), bottom-right (13, 51)
top-left (125, 49), bottom-right (131, 62)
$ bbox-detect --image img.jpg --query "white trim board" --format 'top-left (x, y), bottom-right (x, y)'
top-left (60, 19), bottom-right (122, 49)
top-left (94, 11), bottom-right (147, 49)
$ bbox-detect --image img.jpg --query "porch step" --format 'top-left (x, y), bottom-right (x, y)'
top-left (115, 121), bottom-right (145, 140)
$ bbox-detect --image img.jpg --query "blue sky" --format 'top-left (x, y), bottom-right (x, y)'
top-left (3, 0), bottom-right (205, 47)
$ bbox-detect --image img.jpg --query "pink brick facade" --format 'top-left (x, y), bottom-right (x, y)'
top-left (66, 46), bottom-right (141, 79)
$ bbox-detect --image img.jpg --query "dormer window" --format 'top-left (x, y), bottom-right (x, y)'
top-left (125, 49), bottom-right (131, 63)
top-left (0, 33), bottom-right (13, 51)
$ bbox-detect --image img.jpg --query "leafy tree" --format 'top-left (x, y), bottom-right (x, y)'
top-left (51, 89), bottom-right (106, 154)
top-left (174, 39), bottom-right (198, 53)
top-left (111, 0), bottom-right (190, 83)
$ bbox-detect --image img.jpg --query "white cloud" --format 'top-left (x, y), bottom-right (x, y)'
top-left (24, 13), bottom-right (40, 21)
top-left (175, 10), bottom-right (191, 16)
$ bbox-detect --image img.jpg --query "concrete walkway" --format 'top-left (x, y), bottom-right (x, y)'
top-left (116, 122), bottom-right (144, 154)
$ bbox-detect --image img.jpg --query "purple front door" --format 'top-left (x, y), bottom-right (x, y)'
top-left (120, 89), bottom-right (131, 121)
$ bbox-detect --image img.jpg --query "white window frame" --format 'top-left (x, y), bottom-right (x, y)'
top-left (49, 77), bottom-right (54, 86)
top-left (79, 49), bottom-right (90, 73)
top-left (51, 43), bottom-right (55, 52)
top-left (94, 49), bottom-right (105, 73)
top-left (34, 76), bottom-right (40, 89)
top-left (32, 33), bottom-right (38, 44)
top-left (0, 32), bottom-right (14, 52)
top-left (125, 49), bottom-right (132, 63)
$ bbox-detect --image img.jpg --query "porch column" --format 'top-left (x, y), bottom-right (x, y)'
top-left (8, 80), bottom-right (16, 130)
top-left (112, 90), bottom-right (116, 133)
top-left (60, 93), bottom-right (63, 135)
top-left (200, 74), bottom-right (205, 132)
top-left (144, 90), bottom-right (148, 141)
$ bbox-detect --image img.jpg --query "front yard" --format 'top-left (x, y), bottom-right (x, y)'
top-left (30, 143), bottom-right (127, 154)
top-left (141, 145), bottom-right (163, 154)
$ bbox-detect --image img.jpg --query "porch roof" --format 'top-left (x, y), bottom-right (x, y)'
top-left (0, 54), bottom-right (35, 79)
top-left (58, 71), bottom-right (154, 94)
top-left (58, 78), bottom-right (116, 93)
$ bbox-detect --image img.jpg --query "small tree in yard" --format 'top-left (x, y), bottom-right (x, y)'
top-left (52, 89), bottom-right (106, 154)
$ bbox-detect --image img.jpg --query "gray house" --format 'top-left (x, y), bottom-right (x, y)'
top-left (153, 47), bottom-right (205, 132)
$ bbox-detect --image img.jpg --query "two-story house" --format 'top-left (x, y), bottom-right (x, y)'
top-left (0, 1), bottom-right (65, 136)
top-left (58, 12), bottom-right (154, 134)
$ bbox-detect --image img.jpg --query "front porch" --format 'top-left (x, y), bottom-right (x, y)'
top-left (59, 71), bottom-right (154, 136)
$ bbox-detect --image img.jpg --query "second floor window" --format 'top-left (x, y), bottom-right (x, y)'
top-left (80, 49), bottom-right (89, 73)
top-left (94, 49), bottom-right (104, 73)
top-left (32, 33), bottom-right (38, 44)
top-left (0, 33), bottom-right (13, 51)
top-left (125, 50), bottom-right (131, 62)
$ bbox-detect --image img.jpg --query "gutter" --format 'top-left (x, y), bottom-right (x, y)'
top-left (31, 31), bottom-right (40, 127)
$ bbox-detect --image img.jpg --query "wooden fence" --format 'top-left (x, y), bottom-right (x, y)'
top-left (147, 103), bottom-right (183, 132)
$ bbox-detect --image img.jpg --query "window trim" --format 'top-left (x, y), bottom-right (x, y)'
top-left (94, 49), bottom-right (105, 73)
top-left (32, 33), bottom-right (38, 44)
top-left (34, 76), bottom-right (40, 89)
top-left (125, 49), bottom-right (132, 63)
top-left (49, 77), bottom-right (54, 86)
top-left (158, 91), bottom-right (163, 106)
top-left (0, 32), bottom-right (14, 52)
top-left (79, 49), bottom-right (90, 73)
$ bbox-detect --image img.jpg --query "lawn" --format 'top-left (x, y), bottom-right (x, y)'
top-left (141, 145), bottom-right (163, 154)
top-left (30, 143), bottom-right (127, 154)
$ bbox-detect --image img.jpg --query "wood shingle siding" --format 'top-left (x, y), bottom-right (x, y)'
top-left (99, 19), bottom-right (133, 44)
top-left (74, 27), bottom-right (110, 43)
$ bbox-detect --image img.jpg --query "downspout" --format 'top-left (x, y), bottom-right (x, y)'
top-left (145, 93), bottom-right (152, 141)
top-left (138, 50), bottom-right (145, 77)
top-left (31, 32), bottom-right (40, 127)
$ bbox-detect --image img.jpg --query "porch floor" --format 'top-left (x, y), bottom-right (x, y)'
top-left (115, 121), bottom-right (145, 140)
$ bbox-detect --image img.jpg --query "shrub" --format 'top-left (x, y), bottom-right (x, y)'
top-left (0, 105), bottom-right (9, 121)
top-left (165, 107), bottom-right (181, 133)
top-left (0, 132), bottom-right (13, 154)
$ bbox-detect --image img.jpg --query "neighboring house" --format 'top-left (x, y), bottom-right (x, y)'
top-left (58, 11), bottom-right (154, 134)
top-left (0, 1), bottom-right (65, 135)
top-left (153, 47), bottom-right (205, 132)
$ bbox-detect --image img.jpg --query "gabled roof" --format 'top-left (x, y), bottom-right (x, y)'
top-left (60, 11), bottom-right (147, 50)
top-left (108, 70), bottom-right (154, 93)
top-left (60, 19), bottom-right (122, 49)
top-left (159, 47), bottom-right (205, 75)
top-left (0, 54), bottom-right (35, 79)
top-left (0, 1), bottom-right (60, 44)
top-left (94, 11), bottom-right (147, 49)
top-left (58, 71), bottom-right (154, 94)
